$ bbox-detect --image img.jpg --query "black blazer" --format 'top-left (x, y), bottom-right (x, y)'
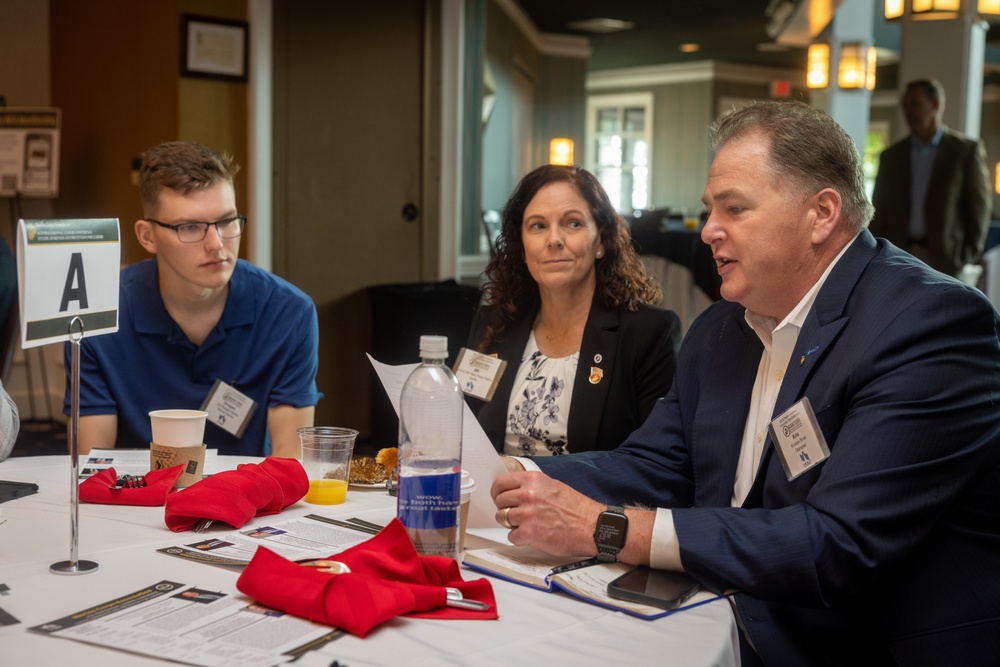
top-left (466, 295), bottom-right (680, 454)
top-left (537, 232), bottom-right (1000, 663)
top-left (871, 127), bottom-right (991, 276)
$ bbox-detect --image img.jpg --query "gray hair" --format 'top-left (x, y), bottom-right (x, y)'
top-left (711, 100), bottom-right (874, 232)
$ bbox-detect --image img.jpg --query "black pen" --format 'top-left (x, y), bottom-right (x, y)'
top-left (549, 556), bottom-right (602, 576)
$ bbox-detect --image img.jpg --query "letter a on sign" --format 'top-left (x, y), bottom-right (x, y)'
top-left (17, 218), bottom-right (120, 348)
top-left (60, 252), bottom-right (89, 311)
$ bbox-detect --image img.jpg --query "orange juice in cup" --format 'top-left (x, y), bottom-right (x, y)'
top-left (305, 479), bottom-right (349, 504)
top-left (298, 427), bottom-right (358, 505)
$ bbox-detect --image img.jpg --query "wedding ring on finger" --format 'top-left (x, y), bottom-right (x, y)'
top-left (501, 506), bottom-right (515, 529)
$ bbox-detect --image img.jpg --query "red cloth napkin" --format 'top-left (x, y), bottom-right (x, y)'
top-left (164, 457), bottom-right (308, 532)
top-left (79, 466), bottom-right (183, 506)
top-left (236, 518), bottom-right (498, 637)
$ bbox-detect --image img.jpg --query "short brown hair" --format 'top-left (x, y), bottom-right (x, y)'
top-left (137, 141), bottom-right (239, 217)
top-left (711, 100), bottom-right (874, 233)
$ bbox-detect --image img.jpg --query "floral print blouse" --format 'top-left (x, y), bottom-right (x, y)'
top-left (503, 331), bottom-right (578, 456)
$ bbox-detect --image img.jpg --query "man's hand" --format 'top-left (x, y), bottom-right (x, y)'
top-left (490, 470), bottom-right (603, 558)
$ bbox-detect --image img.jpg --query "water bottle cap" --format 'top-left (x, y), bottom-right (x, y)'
top-left (419, 335), bottom-right (448, 359)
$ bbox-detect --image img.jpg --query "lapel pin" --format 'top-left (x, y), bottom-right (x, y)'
top-left (800, 355), bottom-right (805, 366)
top-left (593, 353), bottom-right (602, 363)
top-left (589, 367), bottom-right (603, 384)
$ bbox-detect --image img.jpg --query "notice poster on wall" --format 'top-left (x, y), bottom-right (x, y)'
top-left (17, 218), bottom-right (120, 349)
top-left (0, 108), bottom-right (61, 197)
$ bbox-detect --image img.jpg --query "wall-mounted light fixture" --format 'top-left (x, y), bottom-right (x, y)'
top-left (549, 138), bottom-right (574, 166)
top-left (807, 44), bottom-right (830, 89)
top-left (807, 43), bottom-right (875, 90)
top-left (913, 0), bottom-right (960, 17)
top-left (838, 43), bottom-right (866, 88)
top-left (994, 162), bottom-right (1000, 194)
top-left (839, 43), bottom-right (877, 90)
top-left (885, 0), bottom-right (906, 18)
top-left (885, 0), bottom-right (1000, 19)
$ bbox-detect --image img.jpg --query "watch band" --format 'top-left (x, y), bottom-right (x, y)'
top-left (595, 505), bottom-right (626, 563)
top-left (596, 545), bottom-right (619, 562)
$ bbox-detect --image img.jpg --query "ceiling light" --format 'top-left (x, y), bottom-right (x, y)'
top-left (566, 18), bottom-right (635, 34)
top-left (679, 43), bottom-right (700, 53)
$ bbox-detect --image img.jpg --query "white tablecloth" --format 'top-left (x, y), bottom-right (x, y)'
top-left (0, 456), bottom-right (739, 666)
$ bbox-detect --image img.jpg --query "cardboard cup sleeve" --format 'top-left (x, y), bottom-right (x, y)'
top-left (150, 442), bottom-right (206, 488)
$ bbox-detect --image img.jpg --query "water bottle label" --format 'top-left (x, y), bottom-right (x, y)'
top-left (397, 471), bottom-right (460, 530)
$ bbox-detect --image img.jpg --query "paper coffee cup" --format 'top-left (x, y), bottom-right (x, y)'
top-left (149, 410), bottom-right (208, 487)
top-left (149, 409), bottom-right (207, 447)
top-left (459, 469), bottom-right (476, 552)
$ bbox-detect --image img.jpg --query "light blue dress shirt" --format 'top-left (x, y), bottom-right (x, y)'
top-left (908, 127), bottom-right (944, 239)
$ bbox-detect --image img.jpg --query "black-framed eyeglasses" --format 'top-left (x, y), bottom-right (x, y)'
top-left (146, 215), bottom-right (247, 243)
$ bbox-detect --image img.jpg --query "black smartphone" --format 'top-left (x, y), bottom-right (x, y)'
top-left (0, 480), bottom-right (39, 503)
top-left (607, 566), bottom-right (701, 610)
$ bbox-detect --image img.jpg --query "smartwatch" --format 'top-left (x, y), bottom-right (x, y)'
top-left (593, 505), bottom-right (628, 562)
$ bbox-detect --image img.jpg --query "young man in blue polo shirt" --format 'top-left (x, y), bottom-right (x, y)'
top-left (64, 141), bottom-right (321, 457)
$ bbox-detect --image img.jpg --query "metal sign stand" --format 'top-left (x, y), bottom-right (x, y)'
top-left (50, 316), bottom-right (98, 575)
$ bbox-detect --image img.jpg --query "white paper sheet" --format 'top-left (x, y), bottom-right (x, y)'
top-left (367, 354), bottom-right (508, 530)
top-left (30, 580), bottom-right (339, 666)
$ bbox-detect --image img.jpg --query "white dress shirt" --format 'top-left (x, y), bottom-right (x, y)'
top-left (649, 238), bottom-right (856, 570)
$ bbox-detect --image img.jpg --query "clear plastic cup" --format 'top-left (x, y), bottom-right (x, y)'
top-left (459, 469), bottom-right (476, 551)
top-left (298, 427), bottom-right (358, 505)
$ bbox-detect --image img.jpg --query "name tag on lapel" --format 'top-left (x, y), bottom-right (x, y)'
top-left (453, 347), bottom-right (506, 401)
top-left (768, 397), bottom-right (830, 481)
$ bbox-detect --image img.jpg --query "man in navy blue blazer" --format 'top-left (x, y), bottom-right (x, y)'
top-left (491, 101), bottom-right (1000, 666)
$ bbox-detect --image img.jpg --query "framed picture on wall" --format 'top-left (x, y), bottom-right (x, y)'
top-left (180, 14), bottom-right (249, 83)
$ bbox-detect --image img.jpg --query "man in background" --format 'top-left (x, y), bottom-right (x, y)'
top-left (871, 78), bottom-right (991, 282)
top-left (64, 141), bottom-right (321, 457)
top-left (491, 101), bottom-right (1000, 664)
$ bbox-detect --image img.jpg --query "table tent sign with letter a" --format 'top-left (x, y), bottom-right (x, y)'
top-left (17, 218), bottom-right (120, 348)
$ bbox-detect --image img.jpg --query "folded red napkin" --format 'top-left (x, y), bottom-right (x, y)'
top-left (79, 465), bottom-right (184, 506)
top-left (236, 518), bottom-right (497, 637)
top-left (164, 457), bottom-right (308, 532)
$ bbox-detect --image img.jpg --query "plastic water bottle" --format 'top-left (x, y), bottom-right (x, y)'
top-left (397, 335), bottom-right (463, 558)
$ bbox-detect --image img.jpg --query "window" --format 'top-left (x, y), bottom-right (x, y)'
top-left (865, 121), bottom-right (890, 199)
top-left (586, 93), bottom-right (653, 212)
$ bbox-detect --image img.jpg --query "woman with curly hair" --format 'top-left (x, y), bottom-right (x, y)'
top-left (467, 165), bottom-right (680, 456)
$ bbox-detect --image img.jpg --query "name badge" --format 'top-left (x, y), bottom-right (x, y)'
top-left (767, 397), bottom-right (830, 481)
top-left (453, 347), bottom-right (506, 401)
top-left (201, 379), bottom-right (258, 438)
